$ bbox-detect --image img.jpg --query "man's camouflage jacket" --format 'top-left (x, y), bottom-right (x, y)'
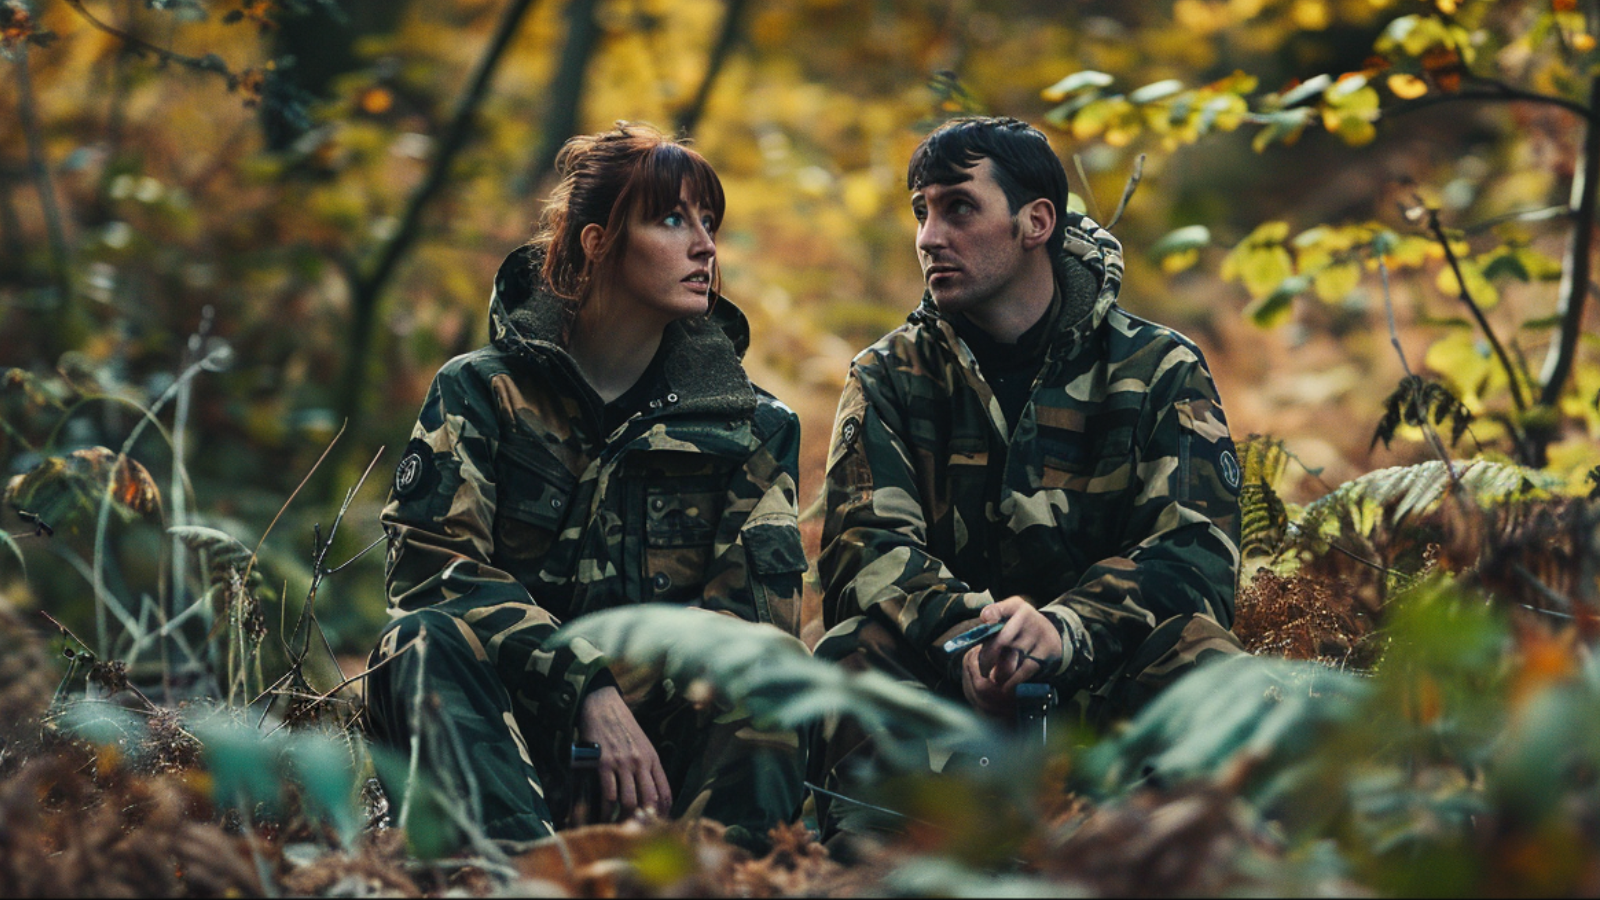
top-left (819, 212), bottom-right (1242, 696)
top-left (381, 246), bottom-right (808, 752)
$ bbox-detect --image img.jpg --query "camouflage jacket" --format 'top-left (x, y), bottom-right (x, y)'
top-left (381, 246), bottom-right (807, 741)
top-left (818, 212), bottom-right (1241, 696)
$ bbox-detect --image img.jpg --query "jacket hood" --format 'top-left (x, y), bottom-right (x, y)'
top-left (486, 244), bottom-right (757, 420)
top-left (911, 210), bottom-right (1125, 349)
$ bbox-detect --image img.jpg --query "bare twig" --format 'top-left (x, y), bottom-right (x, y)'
top-left (1105, 153), bottom-right (1144, 231)
top-left (1381, 77), bottom-right (1594, 124)
top-left (60, 0), bottom-right (237, 81)
top-left (1419, 205), bottom-right (1529, 412)
top-left (1071, 153), bottom-right (1101, 222)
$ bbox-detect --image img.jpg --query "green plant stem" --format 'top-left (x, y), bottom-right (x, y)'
top-left (1423, 208), bottom-right (1528, 413)
top-left (1539, 72), bottom-right (1600, 407)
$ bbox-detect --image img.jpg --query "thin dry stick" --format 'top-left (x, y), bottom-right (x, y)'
top-left (61, 0), bottom-right (239, 81)
top-left (243, 420), bottom-right (346, 587)
top-left (1072, 153), bottom-right (1102, 222)
top-left (259, 636), bottom-right (417, 739)
top-left (1422, 206), bottom-right (1528, 412)
top-left (1105, 153), bottom-right (1145, 231)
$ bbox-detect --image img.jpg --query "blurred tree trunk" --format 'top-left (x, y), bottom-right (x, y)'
top-left (517, 0), bottom-right (603, 197)
top-left (673, 0), bottom-right (751, 137)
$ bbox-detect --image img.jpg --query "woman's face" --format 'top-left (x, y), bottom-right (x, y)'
top-left (610, 183), bottom-right (717, 323)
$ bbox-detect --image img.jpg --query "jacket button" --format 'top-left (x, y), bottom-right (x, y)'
top-left (550, 497), bottom-right (563, 509)
top-left (652, 572), bottom-right (671, 592)
top-left (650, 497), bottom-right (665, 512)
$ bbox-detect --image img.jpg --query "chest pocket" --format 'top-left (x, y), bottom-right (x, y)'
top-left (644, 474), bottom-right (726, 602)
top-left (494, 440), bottom-right (577, 562)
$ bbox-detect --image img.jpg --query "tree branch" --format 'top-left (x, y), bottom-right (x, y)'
top-left (516, 0), bottom-right (601, 197)
top-left (61, 0), bottom-right (236, 82)
top-left (674, 0), bottom-right (751, 136)
top-left (334, 0), bottom-right (542, 455)
top-left (1421, 206), bottom-right (1529, 413)
top-left (1539, 72), bottom-right (1600, 407)
top-left (1381, 77), bottom-right (1594, 124)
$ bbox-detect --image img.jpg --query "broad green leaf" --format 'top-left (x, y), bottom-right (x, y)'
top-left (1326, 73), bottom-right (1371, 101)
top-left (1479, 252), bottom-right (1530, 283)
top-left (1197, 93), bottom-right (1248, 133)
top-left (1041, 70), bottom-right (1115, 102)
top-left (1227, 243), bottom-right (1296, 300)
top-left (1423, 331), bottom-right (1497, 406)
top-left (548, 605), bottom-right (989, 769)
top-left (283, 731), bottom-right (362, 846)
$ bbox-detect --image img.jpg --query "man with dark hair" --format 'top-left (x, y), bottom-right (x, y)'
top-left (812, 115), bottom-right (1244, 837)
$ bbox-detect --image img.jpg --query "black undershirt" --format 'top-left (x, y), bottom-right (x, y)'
top-left (952, 291), bottom-right (1059, 437)
top-left (600, 344), bottom-right (669, 436)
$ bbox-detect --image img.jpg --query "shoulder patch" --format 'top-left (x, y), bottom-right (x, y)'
top-left (1217, 439), bottom-right (1242, 495)
top-left (393, 438), bottom-right (440, 500)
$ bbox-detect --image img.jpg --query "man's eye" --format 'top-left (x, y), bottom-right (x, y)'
top-left (912, 207), bottom-right (927, 222)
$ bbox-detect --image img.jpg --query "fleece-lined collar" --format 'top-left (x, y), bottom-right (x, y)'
top-left (486, 245), bottom-right (758, 422)
top-left (910, 210), bottom-right (1126, 353)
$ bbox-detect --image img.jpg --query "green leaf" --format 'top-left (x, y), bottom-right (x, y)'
top-left (1245, 285), bottom-right (1297, 328)
top-left (1278, 74), bottom-right (1333, 108)
top-left (282, 731), bottom-right (362, 846)
top-left (1252, 109), bottom-right (1312, 151)
top-left (1082, 655), bottom-right (1369, 802)
top-left (1128, 79), bottom-right (1186, 105)
top-left (1149, 225), bottom-right (1212, 260)
top-left (1041, 70), bottom-right (1115, 102)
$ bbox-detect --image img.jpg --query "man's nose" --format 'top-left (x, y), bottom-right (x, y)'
top-left (917, 219), bottom-right (946, 255)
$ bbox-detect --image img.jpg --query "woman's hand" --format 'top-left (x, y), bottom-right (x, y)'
top-left (576, 685), bottom-right (672, 821)
top-left (959, 596), bottom-right (1062, 718)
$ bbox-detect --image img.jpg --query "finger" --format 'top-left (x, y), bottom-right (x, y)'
top-left (617, 762), bottom-right (640, 817)
top-left (599, 768), bottom-right (620, 822)
top-left (651, 759), bottom-right (673, 817)
top-left (999, 656), bottom-right (1043, 692)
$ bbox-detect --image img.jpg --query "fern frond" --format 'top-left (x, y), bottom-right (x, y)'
top-left (1293, 458), bottom-right (1560, 551)
top-left (548, 605), bottom-right (989, 768)
top-left (170, 525), bottom-right (259, 589)
top-left (1238, 436), bottom-right (1291, 557)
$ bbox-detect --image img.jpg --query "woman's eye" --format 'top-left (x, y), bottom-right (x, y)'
top-left (663, 212), bottom-right (685, 226)
top-left (701, 216), bottom-right (715, 232)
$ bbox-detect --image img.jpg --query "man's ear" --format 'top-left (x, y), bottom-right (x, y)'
top-left (1019, 198), bottom-right (1055, 251)
top-left (579, 222), bottom-right (606, 262)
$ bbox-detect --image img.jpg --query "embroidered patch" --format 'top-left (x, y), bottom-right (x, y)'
top-left (1218, 445), bottom-right (1242, 494)
top-left (393, 438), bottom-right (439, 500)
top-left (839, 416), bottom-right (860, 449)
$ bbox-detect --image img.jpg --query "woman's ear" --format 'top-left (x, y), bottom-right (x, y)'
top-left (579, 222), bottom-right (606, 262)
top-left (1019, 198), bottom-right (1056, 251)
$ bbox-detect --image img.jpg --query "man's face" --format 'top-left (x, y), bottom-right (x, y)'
top-left (911, 157), bottom-right (1026, 318)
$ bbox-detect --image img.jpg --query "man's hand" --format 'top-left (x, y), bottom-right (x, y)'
top-left (576, 685), bottom-right (672, 821)
top-left (958, 597), bottom-right (1063, 718)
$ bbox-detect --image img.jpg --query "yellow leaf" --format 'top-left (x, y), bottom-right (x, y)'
top-left (1436, 258), bottom-right (1499, 309)
top-left (1313, 261), bottom-right (1362, 301)
top-left (1387, 73), bottom-right (1429, 99)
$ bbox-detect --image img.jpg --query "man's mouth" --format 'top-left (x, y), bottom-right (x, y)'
top-left (925, 264), bottom-right (960, 283)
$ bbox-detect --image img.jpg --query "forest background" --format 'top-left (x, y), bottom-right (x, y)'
top-left (2, 0), bottom-right (1600, 895)
top-left (10, 0), bottom-right (1596, 653)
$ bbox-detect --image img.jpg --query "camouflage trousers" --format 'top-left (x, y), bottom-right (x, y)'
top-left (807, 611), bottom-right (1245, 841)
top-left (365, 606), bottom-right (806, 851)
